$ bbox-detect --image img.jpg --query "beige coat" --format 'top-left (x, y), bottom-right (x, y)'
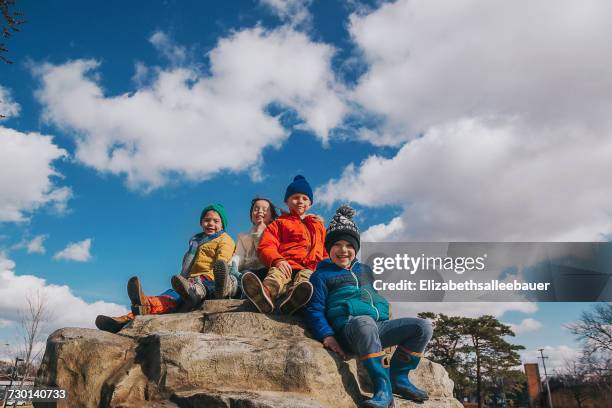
top-left (233, 226), bottom-right (265, 271)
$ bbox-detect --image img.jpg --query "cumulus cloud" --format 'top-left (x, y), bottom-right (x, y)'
top-left (260, 0), bottom-right (313, 28)
top-left (349, 0), bottom-right (612, 145)
top-left (34, 27), bottom-right (347, 190)
top-left (507, 318), bottom-right (543, 335)
top-left (315, 1), bottom-right (612, 241)
top-left (0, 254), bottom-right (127, 351)
top-left (27, 235), bottom-right (47, 254)
top-left (53, 238), bottom-right (92, 262)
top-left (318, 118), bottom-right (612, 241)
top-left (0, 127), bottom-right (71, 222)
top-left (0, 85), bottom-right (20, 119)
top-left (149, 31), bottom-right (187, 65)
top-left (361, 216), bottom-right (404, 242)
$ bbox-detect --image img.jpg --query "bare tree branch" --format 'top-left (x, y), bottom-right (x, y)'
top-left (17, 290), bottom-right (51, 385)
top-left (0, 0), bottom-right (26, 64)
top-left (566, 304), bottom-right (612, 356)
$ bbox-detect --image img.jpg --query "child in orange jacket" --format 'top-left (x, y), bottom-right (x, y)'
top-left (241, 175), bottom-right (327, 315)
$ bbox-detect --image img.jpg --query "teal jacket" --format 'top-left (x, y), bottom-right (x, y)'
top-left (305, 258), bottom-right (390, 341)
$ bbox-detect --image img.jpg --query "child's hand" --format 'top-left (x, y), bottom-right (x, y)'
top-left (274, 260), bottom-right (292, 278)
top-left (323, 336), bottom-right (347, 359)
top-left (254, 220), bottom-right (267, 233)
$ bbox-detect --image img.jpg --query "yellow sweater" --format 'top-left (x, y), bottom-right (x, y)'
top-left (189, 233), bottom-right (236, 280)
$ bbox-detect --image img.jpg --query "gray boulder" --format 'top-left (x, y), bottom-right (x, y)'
top-left (35, 300), bottom-right (462, 408)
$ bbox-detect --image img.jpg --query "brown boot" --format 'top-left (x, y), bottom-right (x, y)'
top-left (279, 281), bottom-right (314, 315)
top-left (95, 314), bottom-right (132, 333)
top-left (127, 276), bottom-right (151, 315)
top-left (241, 272), bottom-right (274, 314)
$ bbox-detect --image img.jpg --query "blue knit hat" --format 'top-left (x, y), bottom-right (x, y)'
top-left (284, 175), bottom-right (313, 203)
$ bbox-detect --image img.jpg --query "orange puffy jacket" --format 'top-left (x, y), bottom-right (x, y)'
top-left (258, 213), bottom-right (328, 271)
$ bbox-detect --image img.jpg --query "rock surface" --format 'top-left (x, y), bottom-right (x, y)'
top-left (35, 300), bottom-right (462, 408)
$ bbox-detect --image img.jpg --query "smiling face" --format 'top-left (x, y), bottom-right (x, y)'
top-left (201, 210), bottom-right (223, 235)
top-left (286, 193), bottom-right (311, 217)
top-left (330, 240), bottom-right (356, 269)
top-left (251, 199), bottom-right (273, 225)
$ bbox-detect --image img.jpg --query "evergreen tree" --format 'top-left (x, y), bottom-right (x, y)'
top-left (420, 312), bottom-right (525, 408)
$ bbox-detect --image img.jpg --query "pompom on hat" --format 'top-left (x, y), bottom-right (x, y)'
top-left (325, 205), bottom-right (360, 253)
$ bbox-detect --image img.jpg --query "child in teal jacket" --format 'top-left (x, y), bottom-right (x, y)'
top-left (305, 206), bottom-right (433, 408)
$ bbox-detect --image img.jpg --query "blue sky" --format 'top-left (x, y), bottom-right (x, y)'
top-left (1, 0), bottom-right (611, 370)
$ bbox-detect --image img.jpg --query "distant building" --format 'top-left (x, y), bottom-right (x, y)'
top-left (524, 363), bottom-right (542, 408)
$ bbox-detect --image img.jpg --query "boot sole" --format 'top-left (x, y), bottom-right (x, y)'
top-left (127, 276), bottom-right (147, 306)
top-left (393, 387), bottom-right (428, 402)
top-left (279, 281), bottom-right (313, 315)
top-left (361, 401), bottom-right (395, 408)
top-left (95, 315), bottom-right (128, 333)
top-left (241, 272), bottom-right (274, 314)
top-left (213, 260), bottom-right (228, 299)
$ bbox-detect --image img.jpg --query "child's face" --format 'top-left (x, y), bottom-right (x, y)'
top-left (286, 193), bottom-right (311, 217)
top-left (201, 210), bottom-right (223, 235)
top-left (330, 240), bottom-right (356, 269)
top-left (251, 199), bottom-right (273, 225)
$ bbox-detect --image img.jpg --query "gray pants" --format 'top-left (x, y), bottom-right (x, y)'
top-left (339, 315), bottom-right (433, 356)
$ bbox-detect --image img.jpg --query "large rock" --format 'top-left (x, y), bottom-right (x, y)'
top-left (35, 300), bottom-right (462, 408)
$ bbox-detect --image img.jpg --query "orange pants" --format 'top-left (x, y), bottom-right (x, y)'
top-left (123, 294), bottom-right (178, 320)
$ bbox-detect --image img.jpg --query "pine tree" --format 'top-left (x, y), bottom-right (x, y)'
top-left (420, 312), bottom-right (525, 408)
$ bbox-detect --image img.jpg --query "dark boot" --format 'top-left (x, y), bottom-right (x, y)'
top-left (390, 347), bottom-right (428, 402)
top-left (241, 271), bottom-right (274, 313)
top-left (279, 281), bottom-right (313, 315)
top-left (95, 314), bottom-right (132, 333)
top-left (361, 353), bottom-right (395, 408)
top-left (127, 276), bottom-right (150, 315)
top-left (213, 260), bottom-right (237, 299)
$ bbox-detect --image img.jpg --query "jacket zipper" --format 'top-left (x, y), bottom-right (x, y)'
top-left (349, 264), bottom-right (380, 321)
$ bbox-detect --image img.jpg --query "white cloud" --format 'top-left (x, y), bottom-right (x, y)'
top-left (0, 253), bottom-right (127, 354)
top-left (0, 126), bottom-right (71, 222)
top-left (260, 0), bottom-right (313, 28)
top-left (507, 318), bottom-right (543, 335)
top-left (349, 0), bottom-right (612, 145)
top-left (392, 301), bottom-right (538, 320)
top-left (316, 0), bottom-right (612, 241)
top-left (318, 118), bottom-right (612, 241)
top-left (132, 61), bottom-right (150, 86)
top-left (0, 85), bottom-right (20, 119)
top-left (361, 216), bottom-right (404, 242)
top-left (34, 27), bottom-right (347, 190)
top-left (27, 235), bottom-right (47, 254)
top-left (149, 31), bottom-right (187, 65)
top-left (53, 238), bottom-right (92, 262)
top-left (521, 345), bottom-right (581, 374)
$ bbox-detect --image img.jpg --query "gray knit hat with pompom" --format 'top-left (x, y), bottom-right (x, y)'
top-left (325, 205), bottom-right (360, 253)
